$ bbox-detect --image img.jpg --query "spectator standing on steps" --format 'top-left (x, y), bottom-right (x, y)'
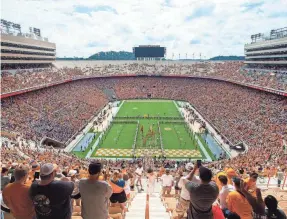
top-left (2, 165), bottom-right (35, 219)
top-left (176, 163), bottom-right (200, 219)
top-left (79, 162), bottom-right (113, 219)
top-left (277, 169), bottom-right (284, 188)
top-left (135, 163), bottom-right (144, 191)
top-left (161, 169), bottom-right (174, 197)
top-left (29, 163), bottom-right (74, 219)
top-left (185, 164), bottom-right (219, 219)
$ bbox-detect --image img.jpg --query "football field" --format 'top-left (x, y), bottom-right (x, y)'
top-left (92, 100), bottom-right (204, 159)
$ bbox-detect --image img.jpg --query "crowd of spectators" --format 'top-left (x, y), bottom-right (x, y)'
top-left (0, 136), bottom-right (141, 219)
top-left (1, 61), bottom-right (286, 94)
top-left (2, 77), bottom-right (286, 172)
top-left (1, 137), bottom-right (286, 219)
top-left (1, 79), bottom-right (108, 143)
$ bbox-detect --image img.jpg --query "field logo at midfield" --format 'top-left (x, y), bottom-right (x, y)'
top-left (133, 107), bottom-right (138, 110)
top-left (165, 127), bottom-right (172, 131)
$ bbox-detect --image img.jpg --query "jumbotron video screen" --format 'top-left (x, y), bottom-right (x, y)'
top-left (134, 46), bottom-right (166, 58)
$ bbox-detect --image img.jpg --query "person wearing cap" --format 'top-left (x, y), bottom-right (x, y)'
top-left (29, 163), bottom-right (74, 219)
top-left (185, 163), bottom-right (219, 219)
top-left (226, 177), bottom-right (252, 219)
top-left (2, 165), bottom-right (35, 219)
top-left (68, 169), bottom-right (80, 206)
top-left (78, 162), bottom-right (112, 219)
top-left (176, 163), bottom-right (200, 219)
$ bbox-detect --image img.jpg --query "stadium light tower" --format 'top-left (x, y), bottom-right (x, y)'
top-left (172, 53), bottom-right (174, 60)
top-left (186, 53), bottom-right (187, 59)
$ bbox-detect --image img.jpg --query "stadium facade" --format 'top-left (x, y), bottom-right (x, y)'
top-left (1, 20), bottom-right (56, 69)
top-left (245, 27), bottom-right (287, 66)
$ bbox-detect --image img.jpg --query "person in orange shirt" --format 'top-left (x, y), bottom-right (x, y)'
top-left (2, 165), bottom-right (35, 219)
top-left (226, 177), bottom-right (252, 219)
top-left (244, 172), bottom-right (258, 196)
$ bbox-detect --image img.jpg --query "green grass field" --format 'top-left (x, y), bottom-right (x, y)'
top-left (90, 100), bottom-right (207, 159)
top-left (116, 100), bottom-right (180, 117)
top-left (98, 123), bottom-right (137, 149)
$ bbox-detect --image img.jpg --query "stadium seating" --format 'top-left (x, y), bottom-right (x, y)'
top-left (2, 76), bottom-right (285, 171)
top-left (1, 61), bottom-right (287, 94)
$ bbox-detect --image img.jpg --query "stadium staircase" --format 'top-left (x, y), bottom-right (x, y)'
top-left (125, 192), bottom-right (170, 219)
top-left (125, 192), bottom-right (146, 219)
top-left (149, 195), bottom-right (170, 219)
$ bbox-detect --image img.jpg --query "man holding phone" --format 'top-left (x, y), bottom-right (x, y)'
top-left (185, 161), bottom-right (219, 219)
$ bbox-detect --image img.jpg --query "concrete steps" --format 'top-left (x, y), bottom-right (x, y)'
top-left (149, 195), bottom-right (170, 219)
top-left (125, 192), bottom-right (146, 219)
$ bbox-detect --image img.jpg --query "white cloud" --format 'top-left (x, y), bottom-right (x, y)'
top-left (1, 0), bottom-right (286, 58)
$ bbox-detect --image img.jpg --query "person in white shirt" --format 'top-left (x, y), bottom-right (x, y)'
top-left (218, 175), bottom-right (234, 210)
top-left (147, 168), bottom-right (156, 196)
top-left (68, 169), bottom-right (80, 207)
top-left (161, 169), bottom-right (174, 197)
top-left (176, 163), bottom-right (200, 219)
top-left (135, 163), bottom-right (144, 191)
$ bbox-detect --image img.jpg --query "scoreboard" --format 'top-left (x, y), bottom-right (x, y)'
top-left (133, 45), bottom-right (166, 58)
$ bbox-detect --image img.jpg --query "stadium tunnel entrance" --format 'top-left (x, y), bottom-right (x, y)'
top-left (41, 137), bottom-right (65, 148)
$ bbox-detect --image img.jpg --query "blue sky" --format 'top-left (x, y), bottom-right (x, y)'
top-left (240, 1), bottom-right (264, 12)
top-left (2, 0), bottom-right (287, 58)
top-left (74, 5), bottom-right (118, 15)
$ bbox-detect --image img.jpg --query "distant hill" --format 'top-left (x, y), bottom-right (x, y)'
top-left (57, 53), bottom-right (244, 61)
top-left (88, 51), bottom-right (135, 60)
top-left (56, 57), bottom-right (85, 60)
top-left (209, 56), bottom-right (245, 61)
